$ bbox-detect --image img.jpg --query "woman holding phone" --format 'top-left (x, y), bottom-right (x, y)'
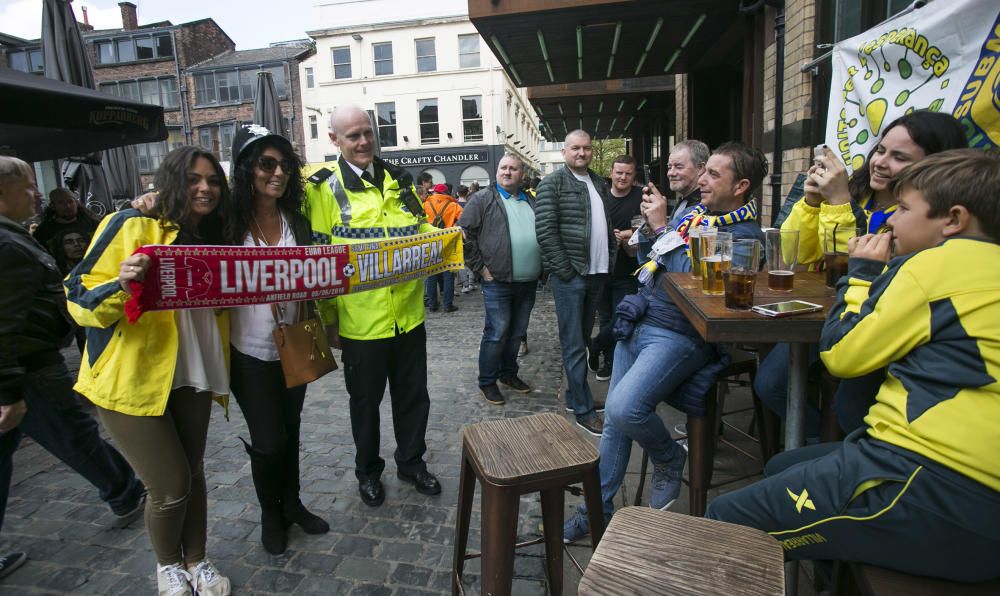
top-left (755, 111), bottom-right (967, 437)
top-left (225, 124), bottom-right (329, 555)
top-left (65, 146), bottom-right (231, 596)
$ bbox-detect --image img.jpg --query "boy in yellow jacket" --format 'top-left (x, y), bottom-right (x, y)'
top-left (707, 149), bottom-right (1000, 582)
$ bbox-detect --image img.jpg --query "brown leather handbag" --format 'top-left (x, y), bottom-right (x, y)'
top-left (271, 302), bottom-right (338, 388)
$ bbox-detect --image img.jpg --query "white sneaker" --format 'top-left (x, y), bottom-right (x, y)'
top-left (157, 563), bottom-right (192, 596)
top-left (188, 560), bottom-right (230, 596)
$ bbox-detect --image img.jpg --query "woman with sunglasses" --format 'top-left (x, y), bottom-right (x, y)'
top-left (755, 111), bottom-right (967, 438)
top-left (66, 146), bottom-right (232, 596)
top-left (225, 125), bottom-right (329, 554)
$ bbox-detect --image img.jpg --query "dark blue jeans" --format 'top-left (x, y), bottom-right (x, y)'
top-left (423, 272), bottom-right (454, 309)
top-left (478, 280), bottom-right (537, 386)
top-left (19, 359), bottom-right (144, 515)
top-left (593, 276), bottom-right (638, 365)
top-left (549, 273), bottom-right (607, 421)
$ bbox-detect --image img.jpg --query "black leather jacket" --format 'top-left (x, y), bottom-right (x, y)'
top-left (0, 215), bottom-right (73, 405)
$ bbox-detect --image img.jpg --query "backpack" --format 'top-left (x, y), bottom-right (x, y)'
top-left (428, 201), bottom-right (446, 228)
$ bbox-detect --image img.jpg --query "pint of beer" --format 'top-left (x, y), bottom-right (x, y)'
top-left (823, 227), bottom-right (853, 288)
top-left (700, 232), bottom-right (732, 295)
top-left (724, 239), bottom-right (761, 310)
top-left (689, 227), bottom-right (716, 279)
top-left (765, 229), bottom-right (799, 291)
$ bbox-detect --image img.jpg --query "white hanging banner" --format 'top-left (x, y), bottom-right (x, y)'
top-left (825, 0), bottom-right (1000, 172)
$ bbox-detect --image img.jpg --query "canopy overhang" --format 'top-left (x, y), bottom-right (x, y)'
top-left (470, 0), bottom-right (742, 140)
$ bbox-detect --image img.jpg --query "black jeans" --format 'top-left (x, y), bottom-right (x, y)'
top-left (20, 358), bottom-right (144, 515)
top-left (592, 275), bottom-right (639, 365)
top-left (230, 348), bottom-right (307, 455)
top-left (0, 429), bottom-right (21, 534)
top-left (340, 324), bottom-right (430, 481)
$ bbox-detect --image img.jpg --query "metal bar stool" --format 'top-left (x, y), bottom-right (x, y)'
top-left (452, 413), bottom-right (604, 595)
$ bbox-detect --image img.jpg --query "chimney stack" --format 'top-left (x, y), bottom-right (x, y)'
top-left (78, 5), bottom-right (94, 32)
top-left (119, 2), bottom-right (138, 30)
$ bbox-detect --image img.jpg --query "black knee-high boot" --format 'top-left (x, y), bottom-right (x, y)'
top-left (242, 439), bottom-right (288, 554)
top-left (282, 424), bottom-right (329, 534)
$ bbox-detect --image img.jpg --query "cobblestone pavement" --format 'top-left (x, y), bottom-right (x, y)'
top-left (0, 284), bottom-right (790, 595)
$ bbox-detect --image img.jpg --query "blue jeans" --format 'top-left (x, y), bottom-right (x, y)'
top-left (19, 359), bottom-right (144, 515)
top-left (478, 280), bottom-right (537, 386)
top-left (590, 323), bottom-right (714, 516)
top-left (754, 343), bottom-right (823, 438)
top-left (423, 272), bottom-right (454, 309)
top-left (549, 273), bottom-right (607, 421)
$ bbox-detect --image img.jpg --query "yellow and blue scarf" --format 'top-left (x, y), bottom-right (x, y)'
top-left (675, 200), bottom-right (759, 243)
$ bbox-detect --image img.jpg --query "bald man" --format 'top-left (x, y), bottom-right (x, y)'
top-left (535, 129), bottom-right (616, 437)
top-left (302, 106), bottom-right (441, 507)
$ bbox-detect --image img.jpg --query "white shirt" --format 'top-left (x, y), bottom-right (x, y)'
top-left (172, 308), bottom-right (230, 395)
top-left (230, 214), bottom-right (299, 361)
top-left (572, 171), bottom-right (610, 274)
top-left (344, 159), bottom-right (375, 181)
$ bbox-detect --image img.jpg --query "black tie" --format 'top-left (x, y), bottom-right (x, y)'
top-left (361, 170), bottom-right (376, 186)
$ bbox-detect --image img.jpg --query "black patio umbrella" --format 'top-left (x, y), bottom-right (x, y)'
top-left (253, 71), bottom-right (286, 139)
top-left (41, 0), bottom-right (142, 211)
top-left (0, 68), bottom-right (167, 162)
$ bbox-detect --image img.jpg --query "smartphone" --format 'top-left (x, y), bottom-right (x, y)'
top-left (813, 145), bottom-right (826, 168)
top-left (642, 164), bottom-right (652, 185)
top-left (751, 300), bottom-right (824, 318)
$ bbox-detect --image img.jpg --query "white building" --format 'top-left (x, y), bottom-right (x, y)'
top-left (299, 0), bottom-right (540, 188)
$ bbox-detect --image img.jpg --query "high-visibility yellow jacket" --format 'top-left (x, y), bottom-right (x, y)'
top-left (64, 211), bottom-right (229, 416)
top-left (820, 238), bottom-right (1000, 491)
top-left (303, 156), bottom-right (435, 340)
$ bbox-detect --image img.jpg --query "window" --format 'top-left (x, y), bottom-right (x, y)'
top-left (99, 77), bottom-right (180, 109)
top-left (92, 34), bottom-right (173, 65)
top-left (376, 102), bottom-right (397, 147)
top-left (194, 73), bottom-right (217, 104)
top-left (332, 46), bottom-right (351, 79)
top-left (373, 42), bottom-right (393, 76)
top-left (136, 128), bottom-right (184, 173)
top-left (460, 165), bottom-right (490, 187)
top-left (458, 34), bottom-right (480, 68)
top-left (418, 98), bottom-right (439, 145)
top-left (192, 66), bottom-right (288, 106)
top-left (415, 38), bottom-right (436, 73)
top-left (305, 67), bottom-right (314, 88)
top-left (309, 115), bottom-right (318, 139)
top-left (8, 49), bottom-right (43, 73)
top-left (195, 124), bottom-right (236, 161)
top-left (461, 95), bottom-right (483, 142)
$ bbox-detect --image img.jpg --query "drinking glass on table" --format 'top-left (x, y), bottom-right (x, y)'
top-left (689, 227), bottom-right (717, 280)
top-left (700, 231), bottom-right (732, 295)
top-left (765, 229), bottom-right (799, 291)
top-left (823, 225), bottom-right (853, 288)
top-left (724, 239), bottom-right (760, 310)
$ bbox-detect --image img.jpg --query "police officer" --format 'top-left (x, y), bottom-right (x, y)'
top-left (304, 105), bottom-right (441, 507)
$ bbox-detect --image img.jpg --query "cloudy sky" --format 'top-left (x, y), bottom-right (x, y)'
top-left (0, 0), bottom-right (316, 49)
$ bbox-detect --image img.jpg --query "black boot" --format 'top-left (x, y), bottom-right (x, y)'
top-left (242, 439), bottom-right (288, 554)
top-left (282, 424), bottom-right (329, 535)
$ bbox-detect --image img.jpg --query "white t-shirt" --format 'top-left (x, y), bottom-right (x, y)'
top-left (172, 308), bottom-right (230, 395)
top-left (230, 214), bottom-right (300, 361)
top-left (572, 171), bottom-right (609, 274)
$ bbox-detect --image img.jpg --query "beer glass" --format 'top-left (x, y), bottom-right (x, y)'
top-left (700, 231), bottom-right (732, 295)
top-left (823, 226), bottom-right (852, 288)
top-left (765, 229), bottom-right (798, 291)
top-left (724, 239), bottom-right (760, 310)
top-left (689, 227), bottom-right (717, 280)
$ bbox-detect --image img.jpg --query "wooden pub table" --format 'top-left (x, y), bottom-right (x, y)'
top-left (662, 270), bottom-right (837, 596)
top-left (661, 270), bottom-right (836, 452)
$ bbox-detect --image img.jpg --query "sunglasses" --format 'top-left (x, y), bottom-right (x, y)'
top-left (257, 156), bottom-right (295, 173)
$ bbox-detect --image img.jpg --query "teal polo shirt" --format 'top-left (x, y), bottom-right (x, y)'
top-left (496, 184), bottom-right (541, 282)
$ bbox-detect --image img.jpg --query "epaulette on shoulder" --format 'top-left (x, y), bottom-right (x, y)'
top-left (307, 168), bottom-right (333, 185)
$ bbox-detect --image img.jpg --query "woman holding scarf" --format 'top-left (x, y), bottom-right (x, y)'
top-left (755, 111), bottom-right (968, 437)
top-left (225, 124), bottom-right (329, 554)
top-left (65, 146), bottom-right (231, 596)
